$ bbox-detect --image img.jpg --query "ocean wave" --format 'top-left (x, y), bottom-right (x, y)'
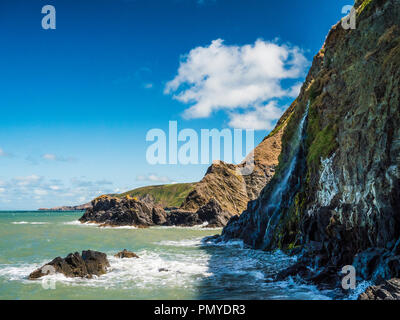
top-left (272, 277), bottom-right (334, 300)
top-left (0, 250), bottom-right (211, 290)
top-left (11, 221), bottom-right (50, 225)
top-left (345, 280), bottom-right (373, 300)
top-left (151, 222), bottom-right (222, 231)
top-left (62, 221), bottom-right (138, 229)
top-left (156, 238), bottom-right (204, 247)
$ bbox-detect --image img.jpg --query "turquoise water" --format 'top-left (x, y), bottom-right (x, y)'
top-left (0, 211), bottom-right (344, 300)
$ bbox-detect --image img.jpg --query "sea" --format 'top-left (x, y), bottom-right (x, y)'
top-left (0, 211), bottom-right (370, 299)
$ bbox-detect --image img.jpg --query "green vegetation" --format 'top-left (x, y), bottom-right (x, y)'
top-left (357, 0), bottom-right (373, 16)
top-left (266, 99), bottom-right (297, 139)
top-left (114, 183), bottom-right (196, 208)
top-left (307, 125), bottom-right (337, 168)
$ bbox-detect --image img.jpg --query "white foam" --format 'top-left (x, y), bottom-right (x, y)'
top-left (62, 221), bottom-right (137, 229)
top-left (157, 238), bottom-right (203, 247)
top-left (151, 222), bottom-right (222, 231)
top-left (345, 280), bottom-right (373, 300)
top-left (12, 221), bottom-right (50, 225)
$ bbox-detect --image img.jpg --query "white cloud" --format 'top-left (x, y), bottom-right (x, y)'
top-left (42, 153), bottom-right (76, 162)
top-left (228, 101), bottom-right (286, 130)
top-left (0, 174), bottom-right (117, 209)
top-left (15, 175), bottom-right (41, 186)
top-left (34, 189), bottom-right (48, 196)
top-left (136, 174), bottom-right (172, 183)
top-left (0, 148), bottom-right (11, 157)
top-left (165, 39), bottom-right (308, 120)
top-left (287, 82), bottom-right (303, 98)
top-left (42, 153), bottom-right (57, 161)
top-left (144, 83), bottom-right (153, 89)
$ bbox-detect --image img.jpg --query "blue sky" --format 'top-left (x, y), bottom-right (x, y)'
top-left (0, 0), bottom-right (351, 209)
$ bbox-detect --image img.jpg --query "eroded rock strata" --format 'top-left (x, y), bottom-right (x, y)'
top-left (220, 0), bottom-right (400, 294)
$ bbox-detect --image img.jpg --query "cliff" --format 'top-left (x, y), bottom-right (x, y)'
top-left (221, 0), bottom-right (400, 289)
top-left (180, 121), bottom-right (286, 215)
top-left (79, 195), bottom-right (232, 228)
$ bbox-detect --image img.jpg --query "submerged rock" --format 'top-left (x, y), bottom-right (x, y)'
top-left (114, 249), bottom-right (139, 259)
top-left (29, 250), bottom-right (109, 279)
top-left (359, 279), bottom-right (400, 300)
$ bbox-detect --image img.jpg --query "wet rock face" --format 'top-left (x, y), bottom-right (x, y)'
top-left (222, 0), bottom-right (400, 287)
top-left (29, 250), bottom-right (109, 279)
top-left (300, 0), bottom-right (400, 273)
top-left (359, 279), bottom-right (400, 300)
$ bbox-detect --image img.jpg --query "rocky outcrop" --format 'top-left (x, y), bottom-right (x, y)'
top-left (359, 279), bottom-right (400, 300)
top-left (29, 250), bottom-right (109, 279)
top-left (165, 199), bottom-right (232, 227)
top-left (79, 195), bottom-right (168, 227)
top-left (114, 249), bottom-right (139, 259)
top-left (221, 0), bottom-right (400, 290)
top-left (79, 195), bottom-right (232, 227)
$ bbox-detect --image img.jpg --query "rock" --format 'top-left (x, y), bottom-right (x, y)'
top-left (196, 199), bottom-right (232, 228)
top-left (82, 250), bottom-right (109, 276)
top-left (79, 195), bottom-right (166, 227)
top-left (180, 155), bottom-right (280, 216)
top-left (158, 268), bottom-right (169, 272)
top-left (152, 206), bottom-right (168, 225)
top-left (166, 209), bottom-right (201, 226)
top-left (163, 199), bottom-right (233, 227)
top-left (114, 249), bottom-right (139, 259)
top-left (359, 279), bottom-right (400, 300)
top-left (79, 193), bottom-right (235, 227)
top-left (29, 250), bottom-right (110, 279)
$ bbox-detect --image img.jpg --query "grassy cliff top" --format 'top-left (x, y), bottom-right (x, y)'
top-left (111, 183), bottom-right (196, 208)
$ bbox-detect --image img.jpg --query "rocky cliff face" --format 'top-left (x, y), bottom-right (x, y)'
top-left (180, 120), bottom-right (287, 215)
top-left (221, 0), bottom-right (400, 287)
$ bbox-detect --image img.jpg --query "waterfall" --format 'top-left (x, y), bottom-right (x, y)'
top-left (260, 101), bottom-right (310, 250)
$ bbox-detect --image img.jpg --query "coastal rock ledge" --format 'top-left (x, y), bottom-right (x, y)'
top-left (79, 195), bottom-right (231, 228)
top-left (29, 250), bottom-right (110, 279)
top-left (359, 279), bottom-right (400, 300)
